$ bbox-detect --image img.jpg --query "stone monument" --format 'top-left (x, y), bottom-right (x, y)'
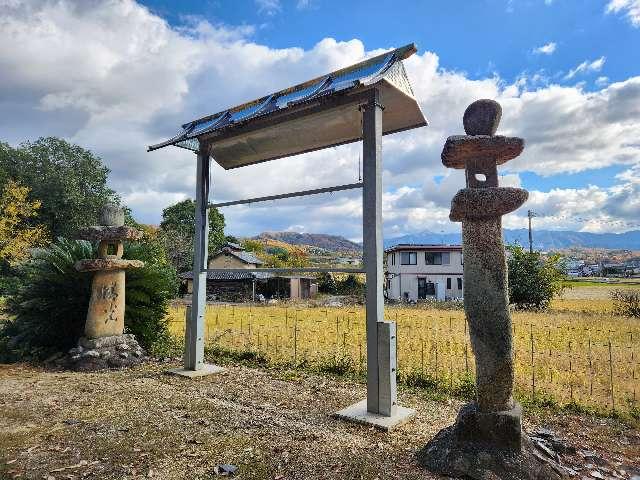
top-left (418, 100), bottom-right (565, 479)
top-left (65, 204), bottom-right (146, 371)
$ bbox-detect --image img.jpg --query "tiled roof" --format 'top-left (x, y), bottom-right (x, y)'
top-left (179, 271), bottom-right (272, 281)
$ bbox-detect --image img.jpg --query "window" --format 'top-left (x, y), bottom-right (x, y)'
top-left (442, 252), bottom-right (450, 265)
top-left (400, 252), bottom-right (417, 265)
top-left (425, 252), bottom-right (442, 265)
top-left (426, 282), bottom-right (436, 295)
top-left (461, 253), bottom-right (464, 265)
top-left (457, 278), bottom-right (463, 290)
top-left (447, 277), bottom-right (452, 289)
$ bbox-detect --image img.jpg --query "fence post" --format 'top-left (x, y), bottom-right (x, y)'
top-left (608, 339), bottom-right (615, 411)
top-left (530, 323), bottom-right (535, 402)
top-left (568, 340), bottom-right (573, 403)
top-left (588, 336), bottom-right (593, 396)
top-left (293, 318), bottom-right (298, 366)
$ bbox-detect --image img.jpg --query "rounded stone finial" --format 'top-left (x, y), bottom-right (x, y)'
top-left (100, 204), bottom-right (124, 227)
top-left (463, 99), bottom-right (502, 136)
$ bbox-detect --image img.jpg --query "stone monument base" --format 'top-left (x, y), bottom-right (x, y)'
top-left (58, 334), bottom-right (146, 372)
top-left (418, 402), bottom-right (566, 480)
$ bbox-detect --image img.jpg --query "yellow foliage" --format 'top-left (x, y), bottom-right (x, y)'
top-left (166, 301), bottom-right (640, 415)
top-left (0, 180), bottom-right (48, 263)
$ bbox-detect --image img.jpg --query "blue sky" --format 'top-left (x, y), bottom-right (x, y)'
top-left (1, 0), bottom-right (639, 239)
top-left (140, 0), bottom-right (638, 87)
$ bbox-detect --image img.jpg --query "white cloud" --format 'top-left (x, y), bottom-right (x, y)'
top-left (564, 56), bottom-right (606, 79)
top-left (0, 1), bottom-right (639, 239)
top-left (533, 42), bottom-right (556, 55)
top-left (255, 0), bottom-right (281, 15)
top-left (606, 0), bottom-right (640, 27)
top-left (595, 76), bottom-right (610, 86)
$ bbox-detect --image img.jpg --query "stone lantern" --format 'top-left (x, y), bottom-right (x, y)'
top-left (66, 204), bottom-right (146, 370)
top-left (419, 100), bottom-right (565, 479)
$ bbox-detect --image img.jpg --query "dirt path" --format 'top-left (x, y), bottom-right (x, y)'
top-left (0, 362), bottom-right (638, 479)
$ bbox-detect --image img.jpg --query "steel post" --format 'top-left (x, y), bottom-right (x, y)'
top-left (362, 88), bottom-right (384, 413)
top-left (185, 146), bottom-right (210, 370)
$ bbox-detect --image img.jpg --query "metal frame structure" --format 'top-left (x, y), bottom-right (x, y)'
top-left (149, 44), bottom-right (426, 426)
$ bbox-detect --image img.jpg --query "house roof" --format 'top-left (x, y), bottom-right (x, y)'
top-left (148, 43), bottom-right (427, 169)
top-left (179, 271), bottom-right (271, 281)
top-left (211, 246), bottom-right (264, 265)
top-left (178, 271), bottom-right (315, 281)
top-left (385, 244), bottom-right (463, 253)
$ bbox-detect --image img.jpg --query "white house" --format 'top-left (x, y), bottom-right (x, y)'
top-left (385, 244), bottom-right (464, 301)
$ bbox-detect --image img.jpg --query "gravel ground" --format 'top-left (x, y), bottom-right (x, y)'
top-left (1, 362), bottom-right (638, 479)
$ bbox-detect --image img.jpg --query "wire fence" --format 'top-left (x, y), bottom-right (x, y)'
top-left (166, 304), bottom-right (639, 415)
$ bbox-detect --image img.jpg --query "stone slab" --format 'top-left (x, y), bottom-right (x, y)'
top-left (441, 135), bottom-right (524, 169)
top-left (334, 399), bottom-right (415, 431)
top-left (166, 364), bottom-right (226, 378)
top-left (77, 225), bottom-right (143, 242)
top-left (450, 186), bottom-right (528, 222)
top-left (75, 258), bottom-right (144, 272)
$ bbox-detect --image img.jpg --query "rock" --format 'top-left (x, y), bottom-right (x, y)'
top-left (533, 427), bottom-right (555, 439)
top-left (449, 187), bottom-right (529, 222)
top-left (71, 354), bottom-right (81, 361)
top-left (133, 349), bottom-right (143, 357)
top-left (441, 135), bottom-right (524, 169)
top-left (117, 343), bottom-right (130, 351)
top-left (82, 350), bottom-right (100, 358)
top-left (76, 225), bottom-right (143, 242)
top-left (212, 464), bottom-right (238, 476)
top-left (417, 420), bottom-right (564, 480)
top-left (463, 99), bottom-right (502, 136)
top-left (99, 204), bottom-right (125, 227)
top-left (119, 352), bottom-right (129, 359)
top-left (74, 258), bottom-right (144, 273)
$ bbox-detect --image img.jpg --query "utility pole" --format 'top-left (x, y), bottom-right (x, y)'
top-left (527, 210), bottom-right (535, 253)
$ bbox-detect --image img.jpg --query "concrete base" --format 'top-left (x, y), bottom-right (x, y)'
top-left (166, 363), bottom-right (225, 378)
top-left (334, 399), bottom-right (415, 431)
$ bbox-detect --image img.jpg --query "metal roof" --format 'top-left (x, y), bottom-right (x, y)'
top-left (148, 43), bottom-right (427, 169)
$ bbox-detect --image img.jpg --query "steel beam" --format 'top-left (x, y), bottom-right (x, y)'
top-left (362, 88), bottom-right (384, 414)
top-left (209, 182), bottom-right (363, 209)
top-left (204, 267), bottom-right (364, 274)
top-left (185, 147), bottom-right (210, 371)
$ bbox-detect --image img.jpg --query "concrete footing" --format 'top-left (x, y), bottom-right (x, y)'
top-left (166, 363), bottom-right (225, 378)
top-left (334, 399), bottom-right (415, 431)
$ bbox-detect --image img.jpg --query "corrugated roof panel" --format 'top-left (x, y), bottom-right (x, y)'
top-left (148, 43), bottom-right (426, 158)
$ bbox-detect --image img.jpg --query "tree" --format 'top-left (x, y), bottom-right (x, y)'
top-left (159, 199), bottom-right (225, 273)
top-left (0, 138), bottom-right (118, 237)
top-left (317, 272), bottom-right (338, 294)
top-left (507, 245), bottom-right (565, 310)
top-left (0, 180), bottom-right (48, 264)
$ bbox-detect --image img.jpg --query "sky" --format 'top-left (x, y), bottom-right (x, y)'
top-left (1, 0), bottom-right (640, 241)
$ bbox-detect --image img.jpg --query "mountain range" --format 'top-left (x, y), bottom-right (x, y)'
top-left (254, 229), bottom-right (640, 252)
top-left (385, 229), bottom-right (640, 251)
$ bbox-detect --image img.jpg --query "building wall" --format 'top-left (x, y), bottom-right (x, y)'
top-left (208, 254), bottom-right (256, 269)
top-left (386, 249), bottom-right (464, 301)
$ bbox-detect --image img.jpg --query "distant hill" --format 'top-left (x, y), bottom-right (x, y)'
top-left (384, 229), bottom-right (640, 251)
top-left (255, 231), bottom-right (362, 253)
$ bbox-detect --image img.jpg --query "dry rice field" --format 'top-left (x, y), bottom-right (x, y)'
top-left (166, 290), bottom-right (640, 416)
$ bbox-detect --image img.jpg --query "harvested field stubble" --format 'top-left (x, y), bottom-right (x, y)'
top-left (167, 304), bottom-right (640, 416)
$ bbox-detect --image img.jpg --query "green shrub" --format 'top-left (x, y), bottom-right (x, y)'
top-left (611, 289), bottom-right (640, 318)
top-left (507, 245), bottom-right (565, 310)
top-left (0, 236), bottom-right (177, 362)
